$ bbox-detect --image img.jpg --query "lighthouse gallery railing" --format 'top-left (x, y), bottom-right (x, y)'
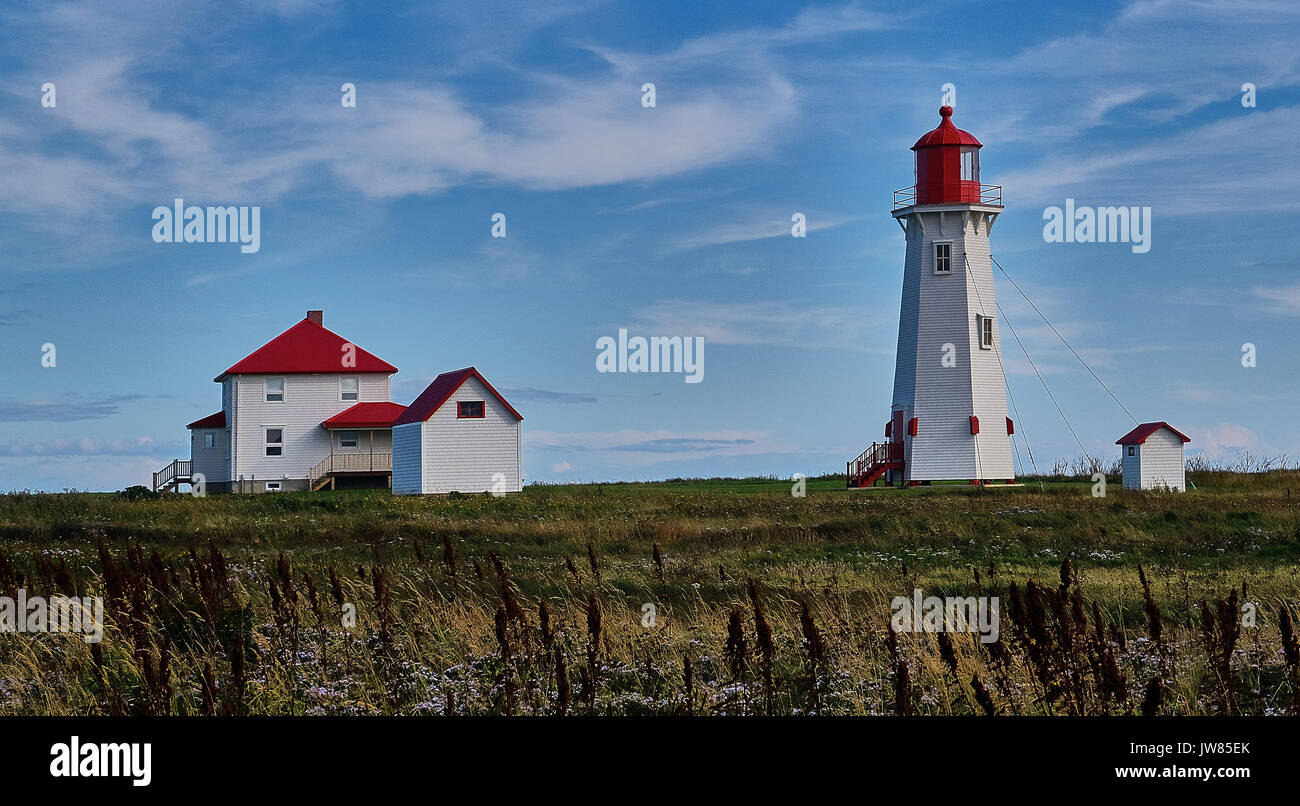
top-left (892, 184), bottom-right (1002, 210)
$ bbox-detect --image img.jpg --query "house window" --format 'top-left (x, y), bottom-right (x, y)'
top-left (204, 433), bottom-right (215, 449)
top-left (340, 377), bottom-right (358, 402)
top-left (265, 377), bottom-right (284, 402)
top-left (934, 242), bottom-right (951, 274)
top-left (457, 401), bottom-right (485, 418)
top-left (265, 428), bottom-right (283, 457)
top-left (265, 481), bottom-right (282, 492)
top-left (977, 314), bottom-right (994, 349)
top-left (339, 430), bottom-right (359, 449)
top-left (1128, 446), bottom-right (1135, 457)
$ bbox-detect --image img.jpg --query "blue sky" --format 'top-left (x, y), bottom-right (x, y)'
top-left (2, 0), bottom-right (1299, 491)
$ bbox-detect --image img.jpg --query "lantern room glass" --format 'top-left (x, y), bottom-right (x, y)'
top-left (960, 146), bottom-right (979, 182)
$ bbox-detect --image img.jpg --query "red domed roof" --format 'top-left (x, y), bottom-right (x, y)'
top-left (912, 106), bottom-right (982, 149)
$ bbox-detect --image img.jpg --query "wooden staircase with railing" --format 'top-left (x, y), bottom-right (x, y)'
top-left (308, 452), bottom-right (392, 491)
top-left (846, 441), bottom-right (904, 488)
top-left (152, 459), bottom-right (192, 492)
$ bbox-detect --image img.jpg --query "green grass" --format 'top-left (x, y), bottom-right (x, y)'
top-left (0, 471), bottom-right (1295, 715)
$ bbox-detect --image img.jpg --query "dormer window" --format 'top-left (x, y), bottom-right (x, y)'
top-left (934, 242), bottom-right (952, 274)
top-left (457, 401), bottom-right (485, 419)
top-left (265, 377), bottom-right (284, 402)
top-left (340, 376), bottom-right (359, 402)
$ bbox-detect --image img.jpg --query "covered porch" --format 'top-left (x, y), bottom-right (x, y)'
top-left (310, 402), bottom-right (405, 491)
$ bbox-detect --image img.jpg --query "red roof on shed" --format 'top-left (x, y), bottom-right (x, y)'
top-left (1115, 422), bottom-right (1191, 445)
top-left (912, 106), bottom-right (982, 149)
top-left (320, 402), bottom-right (408, 430)
top-left (393, 367), bottom-right (523, 425)
top-left (217, 316), bottom-right (397, 380)
top-left (187, 411), bottom-right (226, 429)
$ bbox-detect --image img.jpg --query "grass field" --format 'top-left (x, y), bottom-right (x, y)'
top-left (0, 470), bottom-right (1296, 715)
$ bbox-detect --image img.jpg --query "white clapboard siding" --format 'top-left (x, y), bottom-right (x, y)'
top-left (190, 428), bottom-right (230, 483)
top-left (231, 372), bottom-right (391, 482)
top-left (331, 429), bottom-right (393, 454)
top-left (1139, 429), bottom-right (1186, 491)
top-left (417, 376), bottom-right (521, 494)
top-left (892, 208), bottom-right (1013, 480)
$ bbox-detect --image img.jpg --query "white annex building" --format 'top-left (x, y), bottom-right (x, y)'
top-left (153, 310), bottom-right (522, 495)
top-left (1116, 422), bottom-right (1190, 492)
top-left (391, 367), bottom-right (523, 496)
top-left (848, 106), bottom-right (1014, 487)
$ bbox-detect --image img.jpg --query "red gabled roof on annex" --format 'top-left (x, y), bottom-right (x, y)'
top-left (393, 367), bottom-right (523, 425)
top-left (217, 317), bottom-right (397, 380)
top-left (187, 411), bottom-right (226, 429)
top-left (1115, 421), bottom-right (1191, 445)
top-left (320, 402), bottom-right (408, 430)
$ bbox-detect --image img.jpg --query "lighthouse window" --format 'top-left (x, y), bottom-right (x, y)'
top-left (977, 315), bottom-right (994, 350)
top-left (934, 242), bottom-right (952, 274)
top-left (961, 148), bottom-right (978, 181)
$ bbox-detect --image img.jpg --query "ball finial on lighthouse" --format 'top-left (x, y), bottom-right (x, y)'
top-left (939, 104), bottom-right (953, 118)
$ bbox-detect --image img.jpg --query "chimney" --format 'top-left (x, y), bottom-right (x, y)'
top-left (307, 310), bottom-right (323, 326)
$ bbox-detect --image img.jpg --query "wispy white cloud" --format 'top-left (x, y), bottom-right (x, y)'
top-left (0, 435), bottom-right (174, 456)
top-left (1183, 422), bottom-right (1260, 457)
top-left (629, 299), bottom-right (886, 350)
top-left (0, 394), bottom-right (144, 422)
top-left (528, 428), bottom-right (788, 466)
top-left (668, 211), bottom-right (861, 253)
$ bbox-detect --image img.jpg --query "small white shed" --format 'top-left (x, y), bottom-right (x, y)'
top-left (392, 367), bottom-right (523, 495)
top-left (1116, 422), bottom-right (1190, 491)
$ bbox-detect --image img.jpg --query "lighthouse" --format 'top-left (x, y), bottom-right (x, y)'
top-left (848, 106), bottom-right (1014, 487)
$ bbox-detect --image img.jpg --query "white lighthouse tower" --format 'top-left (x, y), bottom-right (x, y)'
top-left (848, 106), bottom-right (1014, 487)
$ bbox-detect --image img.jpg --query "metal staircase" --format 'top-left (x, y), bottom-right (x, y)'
top-left (846, 441), bottom-right (904, 488)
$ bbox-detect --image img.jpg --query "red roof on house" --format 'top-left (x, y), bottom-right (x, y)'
top-left (912, 106), bottom-right (982, 149)
top-left (187, 411), bottom-right (226, 429)
top-left (1115, 422), bottom-right (1191, 445)
top-left (320, 402), bottom-right (408, 430)
top-left (393, 367), bottom-right (523, 425)
top-left (216, 316), bottom-right (397, 380)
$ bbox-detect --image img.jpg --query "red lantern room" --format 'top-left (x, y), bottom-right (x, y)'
top-left (911, 105), bottom-right (985, 205)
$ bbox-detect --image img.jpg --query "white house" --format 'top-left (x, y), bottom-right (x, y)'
top-left (154, 313), bottom-right (524, 495)
top-left (1116, 422), bottom-right (1190, 492)
top-left (392, 367), bottom-right (523, 495)
top-left (155, 310), bottom-right (401, 493)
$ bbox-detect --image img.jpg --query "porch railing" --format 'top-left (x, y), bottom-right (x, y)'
top-left (309, 452), bottom-right (392, 484)
top-left (152, 459), bottom-right (192, 491)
